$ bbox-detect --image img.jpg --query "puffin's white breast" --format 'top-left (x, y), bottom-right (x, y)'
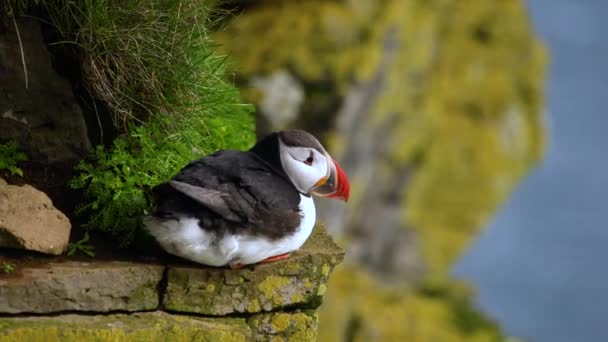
top-left (144, 194), bottom-right (316, 267)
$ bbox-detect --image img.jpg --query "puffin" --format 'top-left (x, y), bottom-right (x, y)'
top-left (143, 129), bottom-right (349, 268)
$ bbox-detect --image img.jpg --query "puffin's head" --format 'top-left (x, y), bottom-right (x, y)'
top-left (276, 130), bottom-right (350, 201)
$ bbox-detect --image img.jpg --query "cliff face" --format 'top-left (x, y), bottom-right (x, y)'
top-left (216, 0), bottom-right (546, 339)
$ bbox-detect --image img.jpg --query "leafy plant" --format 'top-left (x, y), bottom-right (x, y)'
top-left (66, 232), bottom-right (96, 257)
top-left (1, 262), bottom-right (16, 274)
top-left (70, 106), bottom-right (254, 246)
top-left (0, 141), bottom-right (27, 176)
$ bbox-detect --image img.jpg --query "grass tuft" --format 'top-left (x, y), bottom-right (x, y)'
top-left (46, 0), bottom-right (236, 131)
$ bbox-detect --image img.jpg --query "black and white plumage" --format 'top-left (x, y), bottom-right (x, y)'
top-left (144, 129), bottom-right (349, 268)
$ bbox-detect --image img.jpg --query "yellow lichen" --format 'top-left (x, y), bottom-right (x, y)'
top-left (0, 313), bottom-right (250, 342)
top-left (321, 264), bottom-right (331, 277)
top-left (271, 313), bottom-right (291, 332)
top-left (247, 299), bottom-right (261, 313)
top-left (258, 276), bottom-right (290, 305)
top-left (317, 284), bottom-right (327, 296)
top-left (290, 293), bottom-right (304, 303)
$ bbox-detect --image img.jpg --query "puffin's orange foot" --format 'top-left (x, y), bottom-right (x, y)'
top-left (229, 262), bottom-right (245, 269)
top-left (258, 253), bottom-right (291, 264)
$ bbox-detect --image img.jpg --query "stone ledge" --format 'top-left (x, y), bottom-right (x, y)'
top-left (0, 225), bottom-right (341, 341)
top-left (163, 226), bottom-right (344, 315)
top-left (0, 261), bottom-right (164, 314)
top-left (0, 225), bottom-right (343, 314)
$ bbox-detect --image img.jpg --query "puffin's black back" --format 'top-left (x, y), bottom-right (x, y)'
top-left (151, 146), bottom-right (302, 240)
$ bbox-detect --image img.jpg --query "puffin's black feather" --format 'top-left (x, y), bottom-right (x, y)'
top-left (151, 149), bottom-right (302, 240)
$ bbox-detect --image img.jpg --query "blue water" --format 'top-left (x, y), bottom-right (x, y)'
top-left (453, 1), bottom-right (608, 341)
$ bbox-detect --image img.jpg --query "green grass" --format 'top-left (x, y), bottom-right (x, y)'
top-left (45, 0), bottom-right (239, 130)
top-left (66, 232), bottom-right (96, 257)
top-left (2, 0), bottom-right (257, 246)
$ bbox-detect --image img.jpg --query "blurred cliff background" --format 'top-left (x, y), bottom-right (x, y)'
top-left (214, 0), bottom-right (545, 340)
top-left (215, 0), bottom-right (606, 340)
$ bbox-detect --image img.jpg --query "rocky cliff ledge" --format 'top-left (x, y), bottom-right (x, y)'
top-left (0, 226), bottom-right (342, 341)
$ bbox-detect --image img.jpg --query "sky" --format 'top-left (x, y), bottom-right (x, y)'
top-left (453, 0), bottom-right (608, 341)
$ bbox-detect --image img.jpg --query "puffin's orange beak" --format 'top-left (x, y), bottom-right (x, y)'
top-left (312, 159), bottom-right (350, 202)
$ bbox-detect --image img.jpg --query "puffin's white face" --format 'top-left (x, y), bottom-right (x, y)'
top-left (279, 140), bottom-right (330, 195)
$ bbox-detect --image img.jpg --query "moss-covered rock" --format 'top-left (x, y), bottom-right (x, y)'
top-left (0, 225), bottom-right (341, 341)
top-left (0, 312), bottom-right (251, 342)
top-left (0, 310), bottom-right (321, 342)
top-left (163, 225), bottom-right (343, 315)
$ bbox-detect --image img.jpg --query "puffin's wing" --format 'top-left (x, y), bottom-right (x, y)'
top-left (168, 181), bottom-right (244, 222)
top-left (155, 150), bottom-right (301, 232)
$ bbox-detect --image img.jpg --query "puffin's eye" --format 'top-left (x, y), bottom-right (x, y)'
top-left (304, 152), bottom-right (314, 165)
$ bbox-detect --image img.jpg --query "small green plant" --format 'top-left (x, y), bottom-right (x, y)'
top-left (70, 107), bottom-right (254, 247)
top-left (0, 141), bottom-right (27, 176)
top-left (66, 232), bottom-right (96, 257)
top-left (1, 262), bottom-right (16, 274)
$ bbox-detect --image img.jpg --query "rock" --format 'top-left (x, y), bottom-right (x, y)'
top-left (163, 225), bottom-right (343, 315)
top-left (0, 224), bottom-right (342, 341)
top-left (0, 181), bottom-right (71, 255)
top-left (0, 261), bottom-right (164, 314)
top-left (0, 312), bottom-right (252, 341)
top-left (0, 17), bottom-right (91, 163)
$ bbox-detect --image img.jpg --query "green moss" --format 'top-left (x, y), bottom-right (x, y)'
top-left (119, 278), bottom-right (161, 310)
top-left (206, 284), bottom-right (216, 293)
top-left (0, 312), bottom-right (251, 342)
